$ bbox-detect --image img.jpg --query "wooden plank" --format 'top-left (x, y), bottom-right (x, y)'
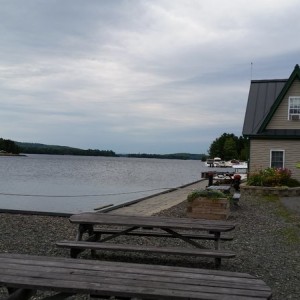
top-left (56, 240), bottom-right (236, 258)
top-left (0, 257), bottom-right (272, 300)
top-left (69, 213), bottom-right (236, 232)
top-left (0, 270), bottom-right (272, 300)
top-left (0, 253), bottom-right (254, 279)
top-left (0, 260), bottom-right (271, 292)
top-left (0, 275), bottom-right (271, 300)
top-left (0, 254), bottom-right (272, 300)
top-left (93, 228), bottom-right (233, 241)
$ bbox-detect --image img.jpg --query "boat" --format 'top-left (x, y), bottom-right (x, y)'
top-left (205, 158), bottom-right (240, 168)
top-left (205, 157), bottom-right (227, 167)
top-left (232, 162), bottom-right (248, 180)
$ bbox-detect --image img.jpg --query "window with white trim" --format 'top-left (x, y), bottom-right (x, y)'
top-left (270, 150), bottom-right (284, 168)
top-left (288, 97), bottom-right (300, 120)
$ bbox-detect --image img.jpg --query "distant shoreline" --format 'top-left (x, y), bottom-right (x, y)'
top-left (0, 153), bottom-right (27, 157)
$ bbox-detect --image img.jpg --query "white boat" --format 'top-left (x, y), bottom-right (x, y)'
top-left (205, 158), bottom-right (240, 168)
top-left (205, 157), bottom-right (226, 167)
top-left (232, 163), bottom-right (248, 180)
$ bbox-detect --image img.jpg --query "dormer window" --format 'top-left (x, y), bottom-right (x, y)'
top-left (288, 97), bottom-right (300, 120)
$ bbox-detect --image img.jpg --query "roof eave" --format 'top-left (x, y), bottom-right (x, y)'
top-left (244, 134), bottom-right (300, 139)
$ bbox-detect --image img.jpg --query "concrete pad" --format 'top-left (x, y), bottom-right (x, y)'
top-left (109, 180), bottom-right (208, 216)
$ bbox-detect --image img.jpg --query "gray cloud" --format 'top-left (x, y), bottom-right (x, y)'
top-left (1, 0), bottom-right (300, 153)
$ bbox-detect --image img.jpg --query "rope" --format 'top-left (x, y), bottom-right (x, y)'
top-left (0, 187), bottom-right (176, 198)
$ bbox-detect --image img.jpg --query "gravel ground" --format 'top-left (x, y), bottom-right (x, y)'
top-left (0, 194), bottom-right (300, 299)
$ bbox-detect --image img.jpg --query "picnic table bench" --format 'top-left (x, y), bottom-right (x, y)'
top-left (0, 253), bottom-right (272, 300)
top-left (232, 193), bottom-right (241, 206)
top-left (56, 212), bottom-right (236, 267)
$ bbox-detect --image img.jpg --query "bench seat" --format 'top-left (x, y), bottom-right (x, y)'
top-left (56, 240), bottom-right (236, 261)
top-left (232, 193), bottom-right (241, 206)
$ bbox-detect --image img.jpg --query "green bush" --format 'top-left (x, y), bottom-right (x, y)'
top-left (187, 189), bottom-right (227, 202)
top-left (285, 178), bottom-right (300, 187)
top-left (247, 167), bottom-right (300, 187)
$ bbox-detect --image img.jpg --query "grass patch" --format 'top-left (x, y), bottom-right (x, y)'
top-left (261, 195), bottom-right (300, 244)
top-left (262, 194), bottom-right (279, 203)
top-left (262, 195), bottom-right (294, 221)
top-left (279, 227), bottom-right (300, 245)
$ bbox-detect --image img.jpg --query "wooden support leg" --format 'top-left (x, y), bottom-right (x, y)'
top-left (90, 232), bottom-right (101, 258)
top-left (71, 224), bottom-right (95, 258)
top-left (213, 231), bottom-right (221, 268)
top-left (215, 257), bottom-right (221, 268)
top-left (6, 288), bottom-right (35, 300)
top-left (70, 248), bottom-right (81, 258)
top-left (214, 232), bottom-right (221, 250)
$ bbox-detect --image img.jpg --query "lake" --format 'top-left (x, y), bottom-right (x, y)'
top-left (0, 154), bottom-right (217, 215)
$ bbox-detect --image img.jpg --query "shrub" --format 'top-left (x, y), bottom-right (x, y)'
top-left (187, 189), bottom-right (227, 202)
top-left (247, 167), bottom-right (300, 187)
top-left (285, 178), bottom-right (300, 187)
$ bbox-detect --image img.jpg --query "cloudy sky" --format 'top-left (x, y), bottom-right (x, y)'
top-left (1, 0), bottom-right (300, 154)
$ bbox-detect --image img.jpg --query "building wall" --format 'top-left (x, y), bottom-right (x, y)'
top-left (267, 78), bottom-right (300, 129)
top-left (250, 139), bottom-right (300, 181)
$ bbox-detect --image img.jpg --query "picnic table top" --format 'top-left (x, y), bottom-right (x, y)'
top-left (70, 212), bottom-right (235, 232)
top-left (0, 253), bottom-right (272, 300)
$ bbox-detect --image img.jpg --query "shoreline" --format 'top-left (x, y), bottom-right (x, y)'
top-left (0, 153), bottom-right (27, 157)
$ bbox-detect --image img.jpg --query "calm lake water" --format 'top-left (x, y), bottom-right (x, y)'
top-left (0, 154), bottom-right (217, 215)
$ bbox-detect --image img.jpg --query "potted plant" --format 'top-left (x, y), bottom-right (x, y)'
top-left (186, 189), bottom-right (230, 220)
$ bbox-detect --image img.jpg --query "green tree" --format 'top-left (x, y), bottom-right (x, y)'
top-left (0, 138), bottom-right (20, 154)
top-left (208, 133), bottom-right (249, 161)
top-left (223, 137), bottom-right (238, 160)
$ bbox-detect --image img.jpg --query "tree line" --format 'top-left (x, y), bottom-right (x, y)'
top-left (0, 138), bottom-right (20, 154)
top-left (207, 133), bottom-right (249, 161)
top-left (125, 153), bottom-right (206, 160)
top-left (0, 139), bottom-right (116, 157)
top-left (16, 142), bottom-right (116, 157)
top-left (1, 134), bottom-right (249, 160)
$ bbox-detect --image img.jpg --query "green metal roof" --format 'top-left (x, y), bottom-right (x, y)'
top-left (258, 64), bottom-right (300, 133)
top-left (243, 64), bottom-right (300, 138)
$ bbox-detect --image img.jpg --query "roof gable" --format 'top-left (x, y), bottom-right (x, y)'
top-left (243, 64), bottom-right (300, 137)
top-left (242, 79), bottom-right (286, 135)
top-left (258, 64), bottom-right (300, 132)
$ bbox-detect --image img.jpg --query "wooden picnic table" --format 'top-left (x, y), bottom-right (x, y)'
top-left (57, 212), bottom-right (236, 267)
top-left (0, 253), bottom-right (272, 300)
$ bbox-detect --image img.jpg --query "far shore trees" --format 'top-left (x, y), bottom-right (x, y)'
top-left (208, 133), bottom-right (249, 161)
top-left (0, 138), bottom-right (20, 154)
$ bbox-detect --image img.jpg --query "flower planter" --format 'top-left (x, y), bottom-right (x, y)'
top-left (186, 197), bottom-right (229, 220)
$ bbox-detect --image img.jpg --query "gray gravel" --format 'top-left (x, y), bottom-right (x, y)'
top-left (0, 194), bottom-right (300, 299)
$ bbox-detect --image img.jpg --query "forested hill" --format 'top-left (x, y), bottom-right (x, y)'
top-left (125, 153), bottom-right (206, 160)
top-left (15, 142), bottom-right (116, 157)
top-left (2, 140), bottom-right (206, 160)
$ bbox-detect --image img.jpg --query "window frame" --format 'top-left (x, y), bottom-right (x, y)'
top-left (288, 96), bottom-right (300, 120)
top-left (270, 149), bottom-right (285, 169)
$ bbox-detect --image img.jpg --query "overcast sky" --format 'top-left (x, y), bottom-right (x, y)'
top-left (1, 0), bottom-right (300, 154)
